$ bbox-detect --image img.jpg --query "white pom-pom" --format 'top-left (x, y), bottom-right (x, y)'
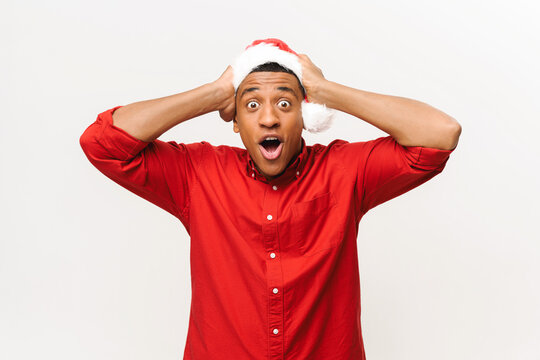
top-left (301, 101), bottom-right (335, 133)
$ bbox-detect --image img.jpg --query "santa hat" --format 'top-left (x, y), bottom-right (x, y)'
top-left (231, 38), bottom-right (335, 133)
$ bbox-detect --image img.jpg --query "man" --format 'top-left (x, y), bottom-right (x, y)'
top-left (80, 38), bottom-right (461, 360)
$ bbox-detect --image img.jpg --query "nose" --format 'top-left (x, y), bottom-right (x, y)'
top-left (258, 104), bottom-right (280, 128)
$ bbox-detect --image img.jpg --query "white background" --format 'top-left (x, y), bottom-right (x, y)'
top-left (1, 0), bottom-right (539, 359)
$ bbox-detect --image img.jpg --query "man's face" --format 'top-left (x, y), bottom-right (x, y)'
top-left (234, 71), bottom-right (304, 180)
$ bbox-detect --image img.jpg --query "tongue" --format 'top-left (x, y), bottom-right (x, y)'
top-left (259, 142), bottom-right (283, 160)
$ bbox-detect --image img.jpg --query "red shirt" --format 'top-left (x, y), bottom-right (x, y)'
top-left (80, 106), bottom-right (455, 360)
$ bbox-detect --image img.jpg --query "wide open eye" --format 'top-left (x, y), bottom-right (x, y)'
top-left (278, 100), bottom-right (290, 108)
top-left (247, 101), bottom-right (259, 109)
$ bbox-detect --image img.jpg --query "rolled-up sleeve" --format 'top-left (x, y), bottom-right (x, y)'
top-left (79, 105), bottom-right (205, 227)
top-left (334, 135), bottom-right (455, 218)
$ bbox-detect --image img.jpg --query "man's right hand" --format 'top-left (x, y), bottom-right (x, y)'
top-left (213, 65), bottom-right (236, 122)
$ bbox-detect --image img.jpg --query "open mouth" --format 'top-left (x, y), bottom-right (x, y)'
top-left (259, 137), bottom-right (283, 160)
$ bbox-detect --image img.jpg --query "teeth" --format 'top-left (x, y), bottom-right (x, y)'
top-left (265, 137), bottom-right (278, 141)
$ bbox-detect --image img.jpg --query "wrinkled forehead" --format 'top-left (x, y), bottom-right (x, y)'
top-left (236, 71), bottom-right (304, 99)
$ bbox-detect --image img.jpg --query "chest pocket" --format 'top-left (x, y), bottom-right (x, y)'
top-left (291, 192), bottom-right (343, 257)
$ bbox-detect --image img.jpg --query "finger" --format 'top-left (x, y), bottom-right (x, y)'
top-left (298, 54), bottom-right (311, 63)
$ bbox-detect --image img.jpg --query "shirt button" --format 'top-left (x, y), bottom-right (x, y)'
top-left (270, 252), bottom-right (276, 258)
top-left (267, 214), bottom-right (273, 221)
top-left (272, 185), bottom-right (278, 191)
top-left (251, 173), bottom-right (255, 178)
top-left (273, 288), bottom-right (279, 294)
top-left (273, 328), bottom-right (279, 334)
top-left (296, 171), bottom-right (300, 176)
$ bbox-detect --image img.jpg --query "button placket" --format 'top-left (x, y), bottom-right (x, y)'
top-left (261, 187), bottom-right (284, 359)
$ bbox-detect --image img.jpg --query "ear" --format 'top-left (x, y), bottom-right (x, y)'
top-left (233, 117), bottom-right (240, 133)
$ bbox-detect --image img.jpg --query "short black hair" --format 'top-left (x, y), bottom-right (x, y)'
top-left (248, 62), bottom-right (306, 98)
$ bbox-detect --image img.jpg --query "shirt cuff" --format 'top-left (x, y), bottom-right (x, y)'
top-left (402, 143), bottom-right (455, 169)
top-left (97, 105), bottom-right (151, 159)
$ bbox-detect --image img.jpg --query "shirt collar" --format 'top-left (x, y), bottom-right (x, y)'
top-left (246, 137), bottom-right (309, 185)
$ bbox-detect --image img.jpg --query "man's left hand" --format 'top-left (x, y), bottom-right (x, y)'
top-left (297, 54), bottom-right (328, 103)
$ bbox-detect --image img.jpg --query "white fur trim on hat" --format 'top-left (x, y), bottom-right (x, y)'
top-left (231, 41), bottom-right (335, 133)
top-left (232, 43), bottom-right (302, 91)
top-left (301, 101), bottom-right (335, 133)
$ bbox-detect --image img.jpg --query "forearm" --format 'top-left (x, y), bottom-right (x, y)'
top-left (314, 80), bottom-right (461, 150)
top-left (112, 81), bottom-right (228, 142)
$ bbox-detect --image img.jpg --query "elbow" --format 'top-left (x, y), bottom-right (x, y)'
top-left (441, 117), bottom-right (462, 150)
top-left (79, 123), bottom-right (99, 156)
top-left (79, 122), bottom-right (108, 162)
top-left (79, 127), bottom-right (93, 154)
top-left (79, 130), bottom-right (91, 152)
top-left (448, 118), bottom-right (462, 150)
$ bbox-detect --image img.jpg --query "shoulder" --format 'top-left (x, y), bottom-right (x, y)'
top-left (203, 142), bottom-right (246, 160)
top-left (307, 138), bottom-right (371, 157)
top-left (162, 141), bottom-right (245, 156)
top-left (185, 142), bottom-right (247, 169)
top-left (305, 137), bottom-right (398, 172)
top-left (147, 141), bottom-right (245, 168)
top-left (309, 139), bottom-right (350, 152)
top-left (305, 139), bottom-right (355, 173)
top-left (310, 136), bottom-right (397, 155)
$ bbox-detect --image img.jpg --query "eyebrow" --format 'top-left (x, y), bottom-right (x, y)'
top-left (240, 87), bottom-right (259, 99)
top-left (239, 86), bottom-right (300, 100)
top-left (277, 86), bottom-right (299, 99)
